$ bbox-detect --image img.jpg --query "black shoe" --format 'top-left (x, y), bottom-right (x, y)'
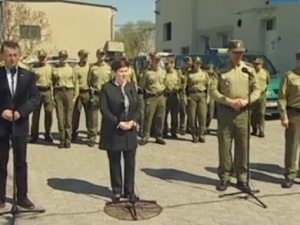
top-left (139, 139), bottom-right (148, 146)
top-left (0, 199), bottom-right (5, 208)
top-left (156, 138), bottom-right (166, 145)
top-left (17, 197), bottom-right (35, 209)
top-left (88, 141), bottom-right (95, 147)
top-left (29, 136), bottom-right (38, 143)
top-left (199, 137), bottom-right (206, 143)
top-left (192, 135), bottom-right (198, 143)
top-left (171, 133), bottom-right (178, 139)
top-left (112, 194), bottom-right (121, 203)
top-left (251, 130), bottom-right (257, 136)
top-left (44, 134), bottom-right (53, 143)
top-left (58, 142), bottom-right (64, 149)
top-left (71, 133), bottom-right (78, 141)
top-left (216, 180), bottom-right (230, 191)
top-left (179, 129), bottom-right (186, 135)
top-left (281, 179), bottom-right (294, 188)
top-left (237, 181), bottom-right (251, 192)
top-left (258, 132), bottom-right (265, 138)
top-left (65, 142), bottom-right (71, 149)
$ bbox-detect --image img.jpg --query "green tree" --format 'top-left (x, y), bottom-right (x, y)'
top-left (115, 20), bottom-right (155, 58)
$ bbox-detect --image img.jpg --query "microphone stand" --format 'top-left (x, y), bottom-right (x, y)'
top-left (218, 70), bottom-right (267, 209)
top-left (0, 68), bottom-right (45, 224)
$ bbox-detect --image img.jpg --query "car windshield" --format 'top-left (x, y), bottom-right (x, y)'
top-left (217, 53), bottom-right (277, 76)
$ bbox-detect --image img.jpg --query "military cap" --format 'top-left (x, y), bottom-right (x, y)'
top-left (58, 50), bottom-right (68, 56)
top-left (253, 58), bottom-right (264, 65)
top-left (228, 39), bottom-right (246, 52)
top-left (149, 52), bottom-right (161, 59)
top-left (37, 50), bottom-right (47, 57)
top-left (296, 52), bottom-right (300, 60)
top-left (184, 56), bottom-right (192, 62)
top-left (193, 56), bottom-right (202, 63)
top-left (96, 48), bottom-right (105, 54)
top-left (78, 49), bottom-right (89, 55)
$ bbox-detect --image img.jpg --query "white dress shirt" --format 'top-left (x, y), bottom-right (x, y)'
top-left (5, 66), bottom-right (18, 96)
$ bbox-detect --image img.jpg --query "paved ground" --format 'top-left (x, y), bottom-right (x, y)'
top-left (1, 113), bottom-right (300, 225)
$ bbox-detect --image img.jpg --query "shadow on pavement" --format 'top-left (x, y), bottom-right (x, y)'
top-left (141, 168), bottom-right (219, 186)
top-left (47, 178), bottom-right (112, 199)
top-left (250, 162), bottom-right (284, 175)
top-left (205, 166), bottom-right (283, 185)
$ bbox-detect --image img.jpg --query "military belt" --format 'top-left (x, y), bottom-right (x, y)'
top-left (54, 87), bottom-right (74, 91)
top-left (145, 91), bottom-right (164, 98)
top-left (37, 86), bottom-right (51, 92)
top-left (287, 106), bottom-right (300, 113)
top-left (220, 104), bottom-right (247, 112)
top-left (79, 89), bottom-right (89, 94)
top-left (187, 89), bottom-right (207, 95)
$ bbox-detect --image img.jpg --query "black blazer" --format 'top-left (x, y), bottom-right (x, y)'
top-left (0, 66), bottom-right (41, 137)
top-left (99, 80), bottom-right (140, 151)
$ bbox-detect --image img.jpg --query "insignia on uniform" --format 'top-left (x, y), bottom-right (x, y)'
top-left (236, 42), bottom-right (241, 48)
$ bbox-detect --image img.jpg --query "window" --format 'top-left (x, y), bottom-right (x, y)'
top-left (163, 22), bottom-right (172, 41)
top-left (266, 19), bottom-right (276, 31)
top-left (19, 25), bottom-right (41, 40)
top-left (162, 49), bottom-right (172, 53)
top-left (220, 34), bottom-right (229, 47)
top-left (181, 46), bottom-right (190, 54)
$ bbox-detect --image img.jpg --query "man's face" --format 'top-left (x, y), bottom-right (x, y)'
top-left (38, 56), bottom-right (47, 63)
top-left (254, 63), bottom-right (262, 70)
top-left (97, 53), bottom-right (106, 61)
top-left (79, 54), bottom-right (88, 62)
top-left (151, 57), bottom-right (160, 67)
top-left (229, 50), bottom-right (244, 63)
top-left (165, 62), bottom-right (174, 71)
top-left (297, 59), bottom-right (300, 68)
top-left (1, 46), bottom-right (20, 68)
top-left (59, 55), bottom-right (67, 63)
top-left (184, 61), bottom-right (192, 68)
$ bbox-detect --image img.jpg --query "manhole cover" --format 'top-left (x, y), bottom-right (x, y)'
top-left (104, 200), bottom-right (163, 221)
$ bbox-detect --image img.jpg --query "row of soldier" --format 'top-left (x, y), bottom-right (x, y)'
top-left (27, 47), bottom-right (270, 149)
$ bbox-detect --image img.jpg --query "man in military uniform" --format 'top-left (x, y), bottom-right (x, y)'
top-left (251, 58), bottom-right (270, 138)
top-left (30, 50), bottom-right (54, 143)
top-left (205, 64), bottom-right (216, 134)
top-left (179, 56), bottom-right (193, 135)
top-left (210, 40), bottom-right (260, 191)
top-left (139, 53), bottom-right (166, 145)
top-left (53, 50), bottom-right (78, 148)
top-left (278, 52), bottom-right (300, 188)
top-left (88, 48), bottom-right (112, 146)
top-left (71, 49), bottom-right (91, 143)
top-left (163, 57), bottom-right (181, 138)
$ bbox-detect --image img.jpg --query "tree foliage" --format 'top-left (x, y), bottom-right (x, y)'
top-left (115, 20), bottom-right (155, 58)
top-left (2, 1), bottom-right (52, 59)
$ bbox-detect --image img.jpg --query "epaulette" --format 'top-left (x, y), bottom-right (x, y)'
top-left (285, 70), bottom-right (295, 77)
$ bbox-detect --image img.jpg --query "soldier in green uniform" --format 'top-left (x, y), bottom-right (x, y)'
top-left (185, 57), bottom-right (210, 143)
top-left (250, 58), bottom-right (270, 138)
top-left (278, 52), bottom-right (300, 188)
top-left (30, 50), bottom-right (54, 143)
top-left (71, 49), bottom-right (91, 143)
top-left (88, 48), bottom-right (112, 146)
top-left (53, 50), bottom-right (78, 148)
top-left (179, 56), bottom-right (193, 135)
top-left (139, 53), bottom-right (166, 145)
top-left (163, 57), bottom-right (181, 138)
top-left (210, 40), bottom-right (261, 191)
top-left (206, 64), bottom-right (216, 134)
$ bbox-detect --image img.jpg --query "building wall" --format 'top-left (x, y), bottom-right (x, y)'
top-left (155, 0), bottom-right (300, 72)
top-left (23, 1), bottom-right (115, 61)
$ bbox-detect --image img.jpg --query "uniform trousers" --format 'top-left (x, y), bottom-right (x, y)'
top-left (107, 149), bottom-right (136, 195)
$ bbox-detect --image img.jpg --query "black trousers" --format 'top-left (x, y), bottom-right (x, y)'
top-left (107, 149), bottom-right (136, 196)
top-left (0, 135), bottom-right (28, 201)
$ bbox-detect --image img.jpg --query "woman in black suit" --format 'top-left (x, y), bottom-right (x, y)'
top-left (99, 59), bottom-right (140, 203)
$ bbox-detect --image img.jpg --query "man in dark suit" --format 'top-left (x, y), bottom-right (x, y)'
top-left (0, 41), bottom-right (40, 209)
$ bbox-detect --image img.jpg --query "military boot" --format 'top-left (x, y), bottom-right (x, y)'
top-left (156, 137), bottom-right (166, 145)
top-left (58, 140), bottom-right (65, 149)
top-left (44, 133), bottom-right (53, 143)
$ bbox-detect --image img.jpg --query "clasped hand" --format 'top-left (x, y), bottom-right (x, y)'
top-left (118, 120), bottom-right (136, 131)
top-left (228, 98), bottom-right (248, 111)
top-left (1, 109), bottom-right (21, 121)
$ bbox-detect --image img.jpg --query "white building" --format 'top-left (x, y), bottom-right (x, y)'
top-left (155, 0), bottom-right (300, 72)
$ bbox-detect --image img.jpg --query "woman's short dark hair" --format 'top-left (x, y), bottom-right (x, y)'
top-left (111, 59), bottom-right (129, 72)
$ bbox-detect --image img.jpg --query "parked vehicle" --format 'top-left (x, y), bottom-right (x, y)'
top-left (175, 48), bottom-right (281, 116)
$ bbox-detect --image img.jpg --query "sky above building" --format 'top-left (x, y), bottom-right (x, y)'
top-left (81, 0), bottom-right (155, 25)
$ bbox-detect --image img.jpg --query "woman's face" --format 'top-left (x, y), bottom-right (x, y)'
top-left (115, 66), bottom-right (129, 84)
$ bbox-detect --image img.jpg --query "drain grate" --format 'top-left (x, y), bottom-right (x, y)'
top-left (104, 200), bottom-right (163, 221)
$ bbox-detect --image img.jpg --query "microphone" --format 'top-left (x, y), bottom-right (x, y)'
top-left (241, 67), bottom-right (254, 77)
